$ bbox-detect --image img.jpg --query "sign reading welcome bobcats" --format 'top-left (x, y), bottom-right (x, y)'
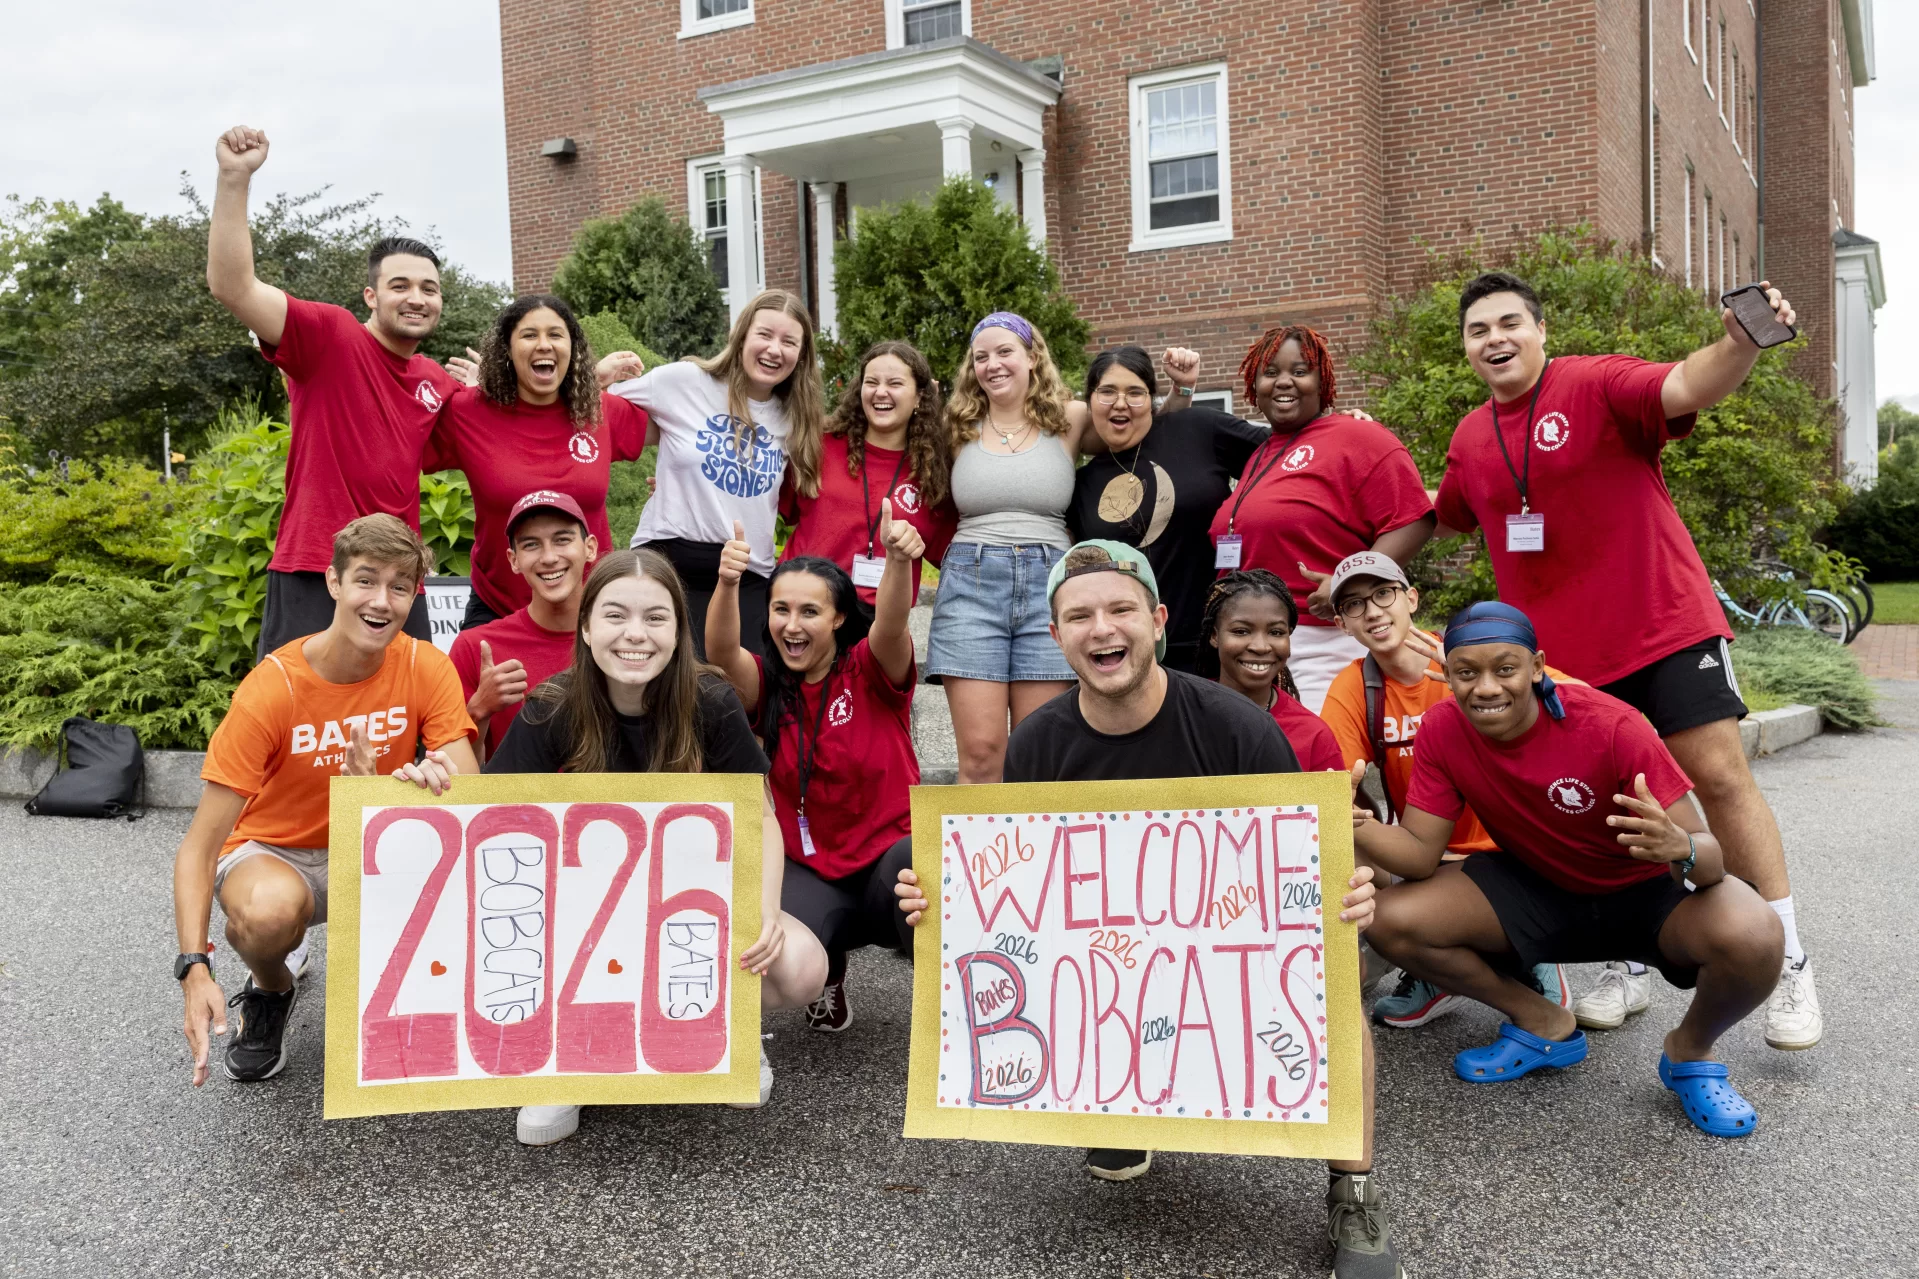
top-left (905, 772), bottom-right (1364, 1159)
top-left (324, 773), bottom-right (763, 1118)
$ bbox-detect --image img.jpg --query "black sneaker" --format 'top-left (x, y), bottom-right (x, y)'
top-left (224, 978), bottom-right (298, 1082)
top-left (1328, 1172), bottom-right (1406, 1278)
top-left (804, 977), bottom-right (853, 1033)
top-left (1085, 1148), bottom-right (1153, 1182)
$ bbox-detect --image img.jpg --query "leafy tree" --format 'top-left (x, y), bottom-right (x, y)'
top-left (1827, 437), bottom-right (1919, 580)
top-left (828, 179), bottom-right (1089, 399)
top-left (1880, 399), bottom-right (1919, 449)
top-left (551, 198), bottom-right (727, 362)
top-left (0, 189), bottom-right (505, 464)
top-left (1351, 227), bottom-right (1842, 616)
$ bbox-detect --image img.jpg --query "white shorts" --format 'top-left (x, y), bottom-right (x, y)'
top-left (213, 841), bottom-right (329, 925)
top-left (1288, 624), bottom-right (1368, 715)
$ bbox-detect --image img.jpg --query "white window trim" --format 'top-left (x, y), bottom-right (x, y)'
top-left (883, 0), bottom-right (971, 50)
top-left (1701, 1), bottom-right (1713, 91)
top-left (1730, 52), bottom-right (1740, 149)
top-left (1683, 0), bottom-right (1697, 61)
top-left (1127, 62), bottom-right (1234, 253)
top-left (1683, 162), bottom-right (1695, 287)
top-left (1189, 389), bottom-right (1234, 415)
top-left (686, 155), bottom-right (766, 307)
top-left (679, 0), bottom-right (753, 40)
top-left (1716, 21), bottom-right (1727, 122)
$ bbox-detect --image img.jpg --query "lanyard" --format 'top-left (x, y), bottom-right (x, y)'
top-left (1489, 359), bottom-right (1550, 514)
top-left (1227, 422), bottom-right (1317, 533)
top-left (792, 670), bottom-right (835, 816)
top-left (861, 447), bottom-right (912, 555)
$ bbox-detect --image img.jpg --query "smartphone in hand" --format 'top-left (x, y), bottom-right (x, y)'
top-left (1720, 284), bottom-right (1797, 349)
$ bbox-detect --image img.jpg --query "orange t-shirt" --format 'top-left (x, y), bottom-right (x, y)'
top-left (1320, 637), bottom-right (1584, 855)
top-left (202, 634), bottom-right (476, 853)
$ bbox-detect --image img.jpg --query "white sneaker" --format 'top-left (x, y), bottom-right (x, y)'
top-left (1573, 962), bottom-right (1653, 1030)
top-left (1765, 956), bottom-right (1823, 1050)
top-left (516, 1104), bottom-right (581, 1146)
top-left (284, 931), bottom-right (312, 981)
top-left (726, 1047), bottom-right (773, 1109)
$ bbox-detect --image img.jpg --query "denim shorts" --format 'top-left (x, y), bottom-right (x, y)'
top-left (925, 542), bottom-right (1076, 683)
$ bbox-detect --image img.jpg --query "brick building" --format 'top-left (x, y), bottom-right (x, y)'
top-left (500, 0), bottom-right (1883, 478)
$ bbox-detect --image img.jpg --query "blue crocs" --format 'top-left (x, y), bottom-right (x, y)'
top-left (1659, 1054), bottom-right (1758, 1138)
top-left (1453, 1022), bottom-right (1589, 1083)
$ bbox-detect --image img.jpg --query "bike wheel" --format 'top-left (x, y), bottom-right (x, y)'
top-left (1844, 581), bottom-right (1876, 630)
top-left (1801, 589), bottom-right (1855, 643)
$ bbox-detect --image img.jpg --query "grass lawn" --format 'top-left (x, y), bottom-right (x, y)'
top-left (1742, 688), bottom-right (1791, 713)
top-left (1870, 581), bottom-right (1919, 625)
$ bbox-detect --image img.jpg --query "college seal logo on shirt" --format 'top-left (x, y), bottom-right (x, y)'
top-left (892, 481), bottom-right (922, 515)
top-left (568, 431), bottom-right (600, 463)
top-left (1533, 412), bottom-right (1571, 452)
top-left (414, 380), bottom-right (444, 412)
top-left (1547, 776), bottom-right (1597, 814)
top-left (1281, 443), bottom-right (1316, 472)
top-left (827, 688), bottom-right (854, 728)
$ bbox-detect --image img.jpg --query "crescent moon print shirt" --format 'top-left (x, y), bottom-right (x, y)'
top-left (1069, 406), bottom-right (1268, 668)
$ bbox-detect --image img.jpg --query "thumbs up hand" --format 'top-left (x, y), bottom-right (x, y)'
top-left (341, 721), bottom-right (377, 777)
top-left (879, 498), bottom-right (923, 563)
top-left (718, 520), bottom-right (751, 585)
top-left (1348, 759), bottom-right (1377, 831)
top-left (468, 638), bottom-right (528, 719)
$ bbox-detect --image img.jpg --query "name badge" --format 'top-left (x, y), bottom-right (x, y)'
top-left (797, 814), bottom-right (818, 858)
top-left (1506, 513), bottom-right (1545, 553)
top-left (1214, 534), bottom-right (1243, 569)
top-left (851, 555), bottom-right (887, 589)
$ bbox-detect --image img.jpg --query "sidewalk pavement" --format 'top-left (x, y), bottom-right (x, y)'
top-left (1852, 625), bottom-right (1918, 680)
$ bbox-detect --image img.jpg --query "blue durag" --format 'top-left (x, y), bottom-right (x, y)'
top-left (1444, 601), bottom-right (1566, 720)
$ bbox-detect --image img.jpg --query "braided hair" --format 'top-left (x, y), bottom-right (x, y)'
top-left (1199, 569), bottom-right (1300, 699)
top-left (1237, 324), bottom-right (1337, 414)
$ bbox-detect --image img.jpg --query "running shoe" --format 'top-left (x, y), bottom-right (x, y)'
top-left (223, 978), bottom-right (298, 1082)
top-left (1573, 962), bottom-right (1652, 1030)
top-left (1328, 1172), bottom-right (1407, 1278)
top-left (1764, 956), bottom-right (1823, 1050)
top-left (516, 1105), bottom-right (581, 1146)
top-left (1532, 963), bottom-right (1572, 1010)
top-left (1085, 1148), bottom-right (1153, 1182)
top-left (726, 1046), bottom-right (774, 1109)
top-left (804, 977), bottom-right (853, 1033)
top-left (1373, 975), bottom-right (1468, 1028)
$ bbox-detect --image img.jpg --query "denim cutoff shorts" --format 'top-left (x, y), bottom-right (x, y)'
top-left (925, 542), bottom-right (1076, 683)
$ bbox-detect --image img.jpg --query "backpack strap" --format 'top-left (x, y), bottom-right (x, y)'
top-left (1362, 654), bottom-right (1396, 822)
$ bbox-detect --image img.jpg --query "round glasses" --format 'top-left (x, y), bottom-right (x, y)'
top-left (1335, 583), bottom-right (1408, 619)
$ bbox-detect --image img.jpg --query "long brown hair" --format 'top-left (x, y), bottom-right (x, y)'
top-left (479, 294), bottom-right (600, 427)
top-left (826, 339), bottom-right (953, 507)
top-left (524, 548), bottom-right (721, 774)
top-left (947, 320), bottom-right (1072, 444)
top-left (694, 288), bottom-right (825, 497)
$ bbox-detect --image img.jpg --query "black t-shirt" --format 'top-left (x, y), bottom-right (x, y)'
top-left (1004, 667), bottom-right (1299, 784)
top-left (1068, 406), bottom-right (1269, 667)
top-left (486, 673), bottom-right (769, 775)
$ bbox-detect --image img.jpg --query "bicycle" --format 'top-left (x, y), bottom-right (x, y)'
top-left (1714, 576), bottom-right (1854, 643)
top-left (1752, 557), bottom-right (1867, 643)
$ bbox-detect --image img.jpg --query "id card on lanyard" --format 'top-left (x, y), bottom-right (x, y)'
top-left (793, 673), bottom-right (834, 857)
top-left (1217, 436), bottom-right (1294, 569)
top-left (1492, 360), bottom-right (1550, 553)
top-left (859, 448), bottom-right (912, 586)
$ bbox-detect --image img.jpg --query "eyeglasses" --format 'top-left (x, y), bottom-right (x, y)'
top-left (1335, 583), bottom-right (1408, 619)
top-left (1091, 386), bottom-right (1151, 407)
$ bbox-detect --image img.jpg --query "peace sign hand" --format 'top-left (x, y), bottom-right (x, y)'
top-left (879, 498), bottom-right (923, 563)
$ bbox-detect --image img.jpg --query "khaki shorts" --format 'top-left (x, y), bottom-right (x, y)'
top-left (214, 841), bottom-right (329, 925)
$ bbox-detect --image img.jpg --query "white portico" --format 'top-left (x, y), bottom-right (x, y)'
top-left (698, 36), bottom-right (1062, 329)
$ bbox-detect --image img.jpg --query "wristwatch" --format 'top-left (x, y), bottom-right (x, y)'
top-left (1175, 385), bottom-right (1194, 397)
top-left (174, 952), bottom-right (212, 982)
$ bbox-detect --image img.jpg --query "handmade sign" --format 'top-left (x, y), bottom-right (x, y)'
top-left (905, 772), bottom-right (1364, 1159)
top-left (324, 773), bottom-right (763, 1118)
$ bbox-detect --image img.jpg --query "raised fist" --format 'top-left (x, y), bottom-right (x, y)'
top-left (216, 126), bottom-right (270, 177)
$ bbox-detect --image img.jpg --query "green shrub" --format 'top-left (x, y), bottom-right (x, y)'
top-left (0, 454), bottom-right (201, 583)
top-left (551, 198), bottom-right (728, 361)
top-left (1729, 625), bottom-right (1883, 730)
top-left (828, 179), bottom-right (1090, 401)
top-left (1826, 443), bottom-right (1919, 580)
top-left (1353, 227), bottom-right (1842, 609)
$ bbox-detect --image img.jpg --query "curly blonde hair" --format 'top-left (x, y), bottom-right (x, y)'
top-left (694, 289), bottom-right (824, 497)
top-left (826, 340), bottom-right (953, 507)
top-left (947, 321), bottom-right (1072, 443)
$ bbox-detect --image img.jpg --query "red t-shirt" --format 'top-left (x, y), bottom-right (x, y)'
top-left (1269, 688), bottom-right (1345, 772)
top-left (1207, 414), bottom-right (1432, 628)
top-left (751, 639), bottom-right (918, 879)
top-left (1406, 682), bottom-right (1693, 894)
top-left (1434, 355), bottom-right (1729, 686)
top-left (261, 297), bottom-right (457, 575)
top-left (424, 388), bottom-right (649, 616)
top-left (780, 434), bottom-right (958, 607)
top-left (448, 607), bottom-right (578, 755)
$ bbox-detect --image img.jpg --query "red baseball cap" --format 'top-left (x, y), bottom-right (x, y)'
top-left (505, 489), bottom-right (589, 541)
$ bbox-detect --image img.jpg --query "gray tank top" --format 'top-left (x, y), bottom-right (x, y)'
top-left (949, 433), bottom-right (1076, 549)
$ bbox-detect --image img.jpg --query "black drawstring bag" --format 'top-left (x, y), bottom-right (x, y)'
top-left (24, 717), bottom-right (146, 820)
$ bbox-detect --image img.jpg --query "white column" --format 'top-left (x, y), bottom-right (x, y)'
top-left (811, 182), bottom-right (840, 340)
top-left (722, 155), bottom-right (755, 323)
top-left (1019, 148), bottom-right (1048, 249)
top-left (938, 116), bottom-right (975, 182)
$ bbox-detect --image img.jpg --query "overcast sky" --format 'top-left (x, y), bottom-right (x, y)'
top-left (2, 1), bottom-right (1911, 401)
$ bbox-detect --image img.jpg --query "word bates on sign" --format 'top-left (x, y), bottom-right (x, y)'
top-left (354, 801), bottom-right (735, 1085)
top-left (934, 804), bottom-right (1332, 1127)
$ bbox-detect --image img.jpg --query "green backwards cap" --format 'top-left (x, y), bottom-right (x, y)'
top-left (1045, 539), bottom-right (1167, 662)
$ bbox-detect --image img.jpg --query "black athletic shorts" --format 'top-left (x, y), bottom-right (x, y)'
top-left (1463, 850), bottom-right (1699, 989)
top-left (1599, 635), bottom-right (1746, 737)
top-left (779, 836), bottom-right (916, 965)
top-left (257, 569), bottom-right (431, 662)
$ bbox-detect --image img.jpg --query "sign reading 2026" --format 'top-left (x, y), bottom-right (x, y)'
top-left (933, 804), bottom-right (1331, 1124)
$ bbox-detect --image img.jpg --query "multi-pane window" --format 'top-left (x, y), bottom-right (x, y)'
top-left (1718, 215), bottom-right (1727, 295)
top-left (1145, 79), bottom-right (1220, 229)
top-left (689, 159), bottom-right (763, 304)
top-left (1683, 165), bottom-right (1695, 287)
top-left (1702, 1), bottom-right (1713, 92)
top-left (1683, 0), bottom-right (1696, 59)
top-left (701, 169), bottom-right (730, 291)
top-left (1703, 191), bottom-right (1715, 295)
top-left (1650, 109), bottom-right (1662, 263)
top-left (698, 0), bottom-right (748, 17)
top-left (1730, 50), bottom-right (1740, 145)
top-left (902, 0), bottom-right (961, 44)
top-left (1717, 20), bottom-right (1727, 120)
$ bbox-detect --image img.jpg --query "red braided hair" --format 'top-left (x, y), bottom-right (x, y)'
top-left (1238, 324), bottom-right (1337, 413)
